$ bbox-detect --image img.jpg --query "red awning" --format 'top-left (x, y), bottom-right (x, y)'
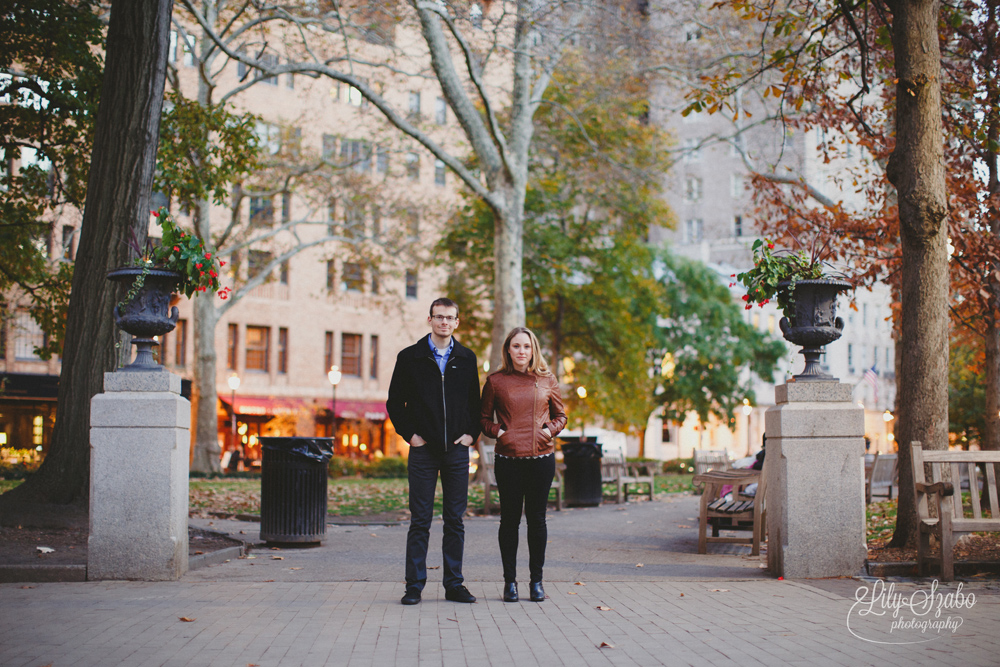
top-left (327, 399), bottom-right (388, 421)
top-left (221, 396), bottom-right (310, 417)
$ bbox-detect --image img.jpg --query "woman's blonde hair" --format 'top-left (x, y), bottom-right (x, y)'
top-left (499, 327), bottom-right (553, 376)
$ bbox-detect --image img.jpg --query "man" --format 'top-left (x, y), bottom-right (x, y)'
top-left (387, 297), bottom-right (481, 605)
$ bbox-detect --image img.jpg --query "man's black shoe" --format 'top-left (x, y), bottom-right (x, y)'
top-left (401, 587), bottom-right (422, 605)
top-left (445, 585), bottom-right (476, 603)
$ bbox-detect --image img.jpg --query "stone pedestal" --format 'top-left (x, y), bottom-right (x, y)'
top-left (88, 371), bottom-right (190, 580)
top-left (765, 381), bottom-right (866, 578)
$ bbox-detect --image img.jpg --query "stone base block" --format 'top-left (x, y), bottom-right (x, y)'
top-left (88, 372), bottom-right (189, 581)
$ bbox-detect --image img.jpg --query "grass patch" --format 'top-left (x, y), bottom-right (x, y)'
top-left (0, 480), bottom-right (23, 494)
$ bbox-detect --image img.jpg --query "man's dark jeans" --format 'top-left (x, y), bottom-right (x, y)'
top-left (405, 444), bottom-right (470, 591)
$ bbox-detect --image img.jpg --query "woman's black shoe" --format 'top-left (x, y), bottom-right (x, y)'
top-left (529, 581), bottom-right (545, 602)
top-left (503, 582), bottom-right (519, 602)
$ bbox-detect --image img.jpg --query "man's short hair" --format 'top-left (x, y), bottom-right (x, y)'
top-left (429, 297), bottom-right (459, 317)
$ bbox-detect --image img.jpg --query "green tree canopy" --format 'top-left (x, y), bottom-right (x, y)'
top-left (654, 252), bottom-right (786, 428)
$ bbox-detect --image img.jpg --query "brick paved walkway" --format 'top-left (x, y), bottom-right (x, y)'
top-left (2, 496), bottom-right (998, 666)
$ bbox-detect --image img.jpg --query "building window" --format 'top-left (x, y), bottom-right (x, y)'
top-left (731, 174), bottom-right (746, 198)
top-left (683, 138), bottom-right (700, 162)
top-left (684, 176), bottom-right (703, 202)
top-left (249, 196), bottom-right (274, 227)
top-left (342, 262), bottom-right (363, 292)
top-left (245, 326), bottom-right (270, 372)
top-left (347, 84), bottom-right (363, 107)
top-left (371, 208), bottom-right (381, 240)
top-left (847, 343), bottom-right (854, 372)
top-left (406, 152), bottom-right (420, 181)
top-left (278, 327), bottom-right (288, 374)
top-left (13, 311), bottom-right (44, 360)
top-left (344, 200), bottom-right (365, 238)
top-left (281, 191), bottom-right (292, 222)
top-left (279, 259), bottom-right (289, 285)
top-left (408, 91), bottom-right (421, 118)
top-left (434, 159), bottom-right (446, 186)
top-left (258, 52), bottom-right (279, 85)
top-left (371, 269), bottom-right (381, 295)
top-left (248, 250), bottom-right (272, 280)
top-left (435, 96), bottom-right (447, 125)
top-left (406, 210), bottom-right (419, 240)
top-left (181, 33), bottom-right (196, 67)
top-left (684, 23), bottom-right (702, 41)
top-left (341, 139), bottom-right (371, 172)
top-left (405, 270), bottom-right (418, 299)
top-left (286, 72), bottom-right (295, 89)
top-left (370, 335), bottom-right (379, 379)
top-left (684, 219), bottom-right (703, 244)
top-left (326, 260), bottom-right (336, 291)
top-left (174, 319), bottom-right (188, 367)
top-left (341, 333), bottom-right (362, 377)
top-left (254, 121), bottom-right (281, 155)
top-left (322, 134), bottom-right (337, 160)
top-left (324, 331), bottom-right (334, 373)
top-left (327, 198), bottom-right (337, 234)
top-left (734, 215), bottom-right (743, 237)
top-left (227, 323), bottom-right (238, 370)
top-left (376, 146), bottom-right (389, 174)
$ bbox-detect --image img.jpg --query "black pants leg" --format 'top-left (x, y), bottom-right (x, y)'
top-left (405, 445), bottom-right (470, 590)
top-left (494, 454), bottom-right (555, 583)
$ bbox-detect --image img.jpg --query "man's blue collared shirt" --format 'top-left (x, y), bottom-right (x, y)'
top-left (428, 335), bottom-right (454, 375)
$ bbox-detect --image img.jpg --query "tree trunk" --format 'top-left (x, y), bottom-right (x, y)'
top-left (885, 0), bottom-right (950, 548)
top-left (1, 0), bottom-right (174, 507)
top-left (191, 290), bottom-right (222, 473)
top-left (489, 187), bottom-right (527, 371)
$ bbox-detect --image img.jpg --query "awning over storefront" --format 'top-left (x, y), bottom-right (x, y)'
top-left (220, 396), bottom-right (310, 417)
top-left (218, 396), bottom-right (387, 421)
top-left (327, 399), bottom-right (387, 421)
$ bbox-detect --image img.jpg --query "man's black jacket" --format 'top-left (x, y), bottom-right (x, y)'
top-left (386, 335), bottom-right (481, 454)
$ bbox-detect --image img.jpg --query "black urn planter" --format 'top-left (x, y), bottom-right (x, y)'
top-left (107, 266), bottom-right (182, 371)
top-left (777, 278), bottom-right (852, 382)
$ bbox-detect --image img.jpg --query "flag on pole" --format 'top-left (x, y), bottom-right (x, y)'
top-left (863, 365), bottom-right (879, 405)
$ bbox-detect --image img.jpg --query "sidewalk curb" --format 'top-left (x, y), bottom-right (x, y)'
top-left (0, 564), bottom-right (86, 583)
top-left (865, 560), bottom-right (1000, 578)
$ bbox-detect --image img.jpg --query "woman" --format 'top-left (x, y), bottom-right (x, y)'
top-left (480, 327), bottom-right (567, 602)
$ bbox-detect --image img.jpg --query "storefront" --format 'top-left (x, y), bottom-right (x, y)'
top-left (0, 373), bottom-right (58, 459)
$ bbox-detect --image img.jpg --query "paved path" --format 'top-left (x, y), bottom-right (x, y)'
top-left (3, 495), bottom-right (999, 666)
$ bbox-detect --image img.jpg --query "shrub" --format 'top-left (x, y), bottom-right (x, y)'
top-left (661, 457), bottom-right (695, 474)
top-left (328, 456), bottom-right (362, 478)
top-left (364, 457), bottom-right (408, 479)
top-left (0, 460), bottom-right (40, 480)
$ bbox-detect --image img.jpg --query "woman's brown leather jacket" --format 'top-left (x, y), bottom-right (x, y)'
top-left (480, 370), bottom-right (567, 458)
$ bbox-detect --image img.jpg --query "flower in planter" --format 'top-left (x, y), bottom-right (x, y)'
top-left (735, 238), bottom-right (825, 317)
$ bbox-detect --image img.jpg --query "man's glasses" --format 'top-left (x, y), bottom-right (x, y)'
top-left (431, 315), bottom-right (458, 323)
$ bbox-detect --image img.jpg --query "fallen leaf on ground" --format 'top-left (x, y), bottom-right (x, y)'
top-left (271, 547), bottom-right (281, 551)
top-left (598, 642), bottom-right (614, 648)
top-left (370, 533), bottom-right (379, 537)
top-left (427, 566), bottom-right (440, 570)
top-left (194, 551), bottom-right (204, 555)
top-left (710, 589), bottom-right (729, 592)
top-left (179, 617), bottom-right (196, 622)
top-left (635, 563), bottom-right (643, 568)
top-left (678, 525), bottom-right (692, 529)
top-left (567, 592), bottom-right (577, 595)
top-left (36, 547), bottom-right (54, 554)
top-left (596, 606), bottom-right (612, 611)
top-left (290, 567), bottom-right (303, 570)
top-left (687, 518), bottom-right (698, 521)
top-left (574, 582), bottom-right (586, 586)
top-left (679, 593), bottom-right (684, 597)
top-left (272, 556), bottom-right (284, 560)
top-left (21, 586), bottom-right (34, 589)
top-left (447, 618), bottom-right (458, 622)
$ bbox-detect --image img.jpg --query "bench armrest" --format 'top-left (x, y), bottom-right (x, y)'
top-left (915, 481), bottom-right (954, 497)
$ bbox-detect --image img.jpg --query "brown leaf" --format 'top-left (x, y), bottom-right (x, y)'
top-left (678, 524), bottom-right (692, 529)
top-left (635, 563), bottom-right (643, 568)
top-left (179, 617), bottom-right (196, 622)
top-left (270, 547), bottom-right (281, 551)
top-left (598, 642), bottom-right (615, 649)
top-left (567, 592), bottom-right (578, 595)
top-left (679, 593), bottom-right (684, 597)
top-left (21, 586), bottom-right (34, 589)
top-left (290, 567), bottom-right (303, 570)
top-left (194, 551), bottom-right (205, 555)
top-left (710, 589), bottom-right (729, 592)
top-left (272, 556), bottom-right (284, 560)
top-left (574, 581), bottom-right (586, 586)
top-left (596, 605), bottom-right (612, 611)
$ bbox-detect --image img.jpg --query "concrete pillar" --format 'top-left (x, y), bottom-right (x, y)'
top-left (765, 381), bottom-right (866, 578)
top-left (89, 371), bottom-right (190, 580)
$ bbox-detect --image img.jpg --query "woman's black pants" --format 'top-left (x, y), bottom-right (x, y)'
top-left (494, 453), bottom-right (556, 583)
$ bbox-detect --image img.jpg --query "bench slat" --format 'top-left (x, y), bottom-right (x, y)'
top-left (919, 451), bottom-right (1000, 463)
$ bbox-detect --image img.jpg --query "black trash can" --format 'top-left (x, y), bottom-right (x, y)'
top-left (260, 437), bottom-right (333, 544)
top-left (560, 437), bottom-right (603, 507)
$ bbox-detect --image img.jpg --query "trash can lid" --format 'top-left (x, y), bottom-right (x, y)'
top-left (260, 437), bottom-right (334, 462)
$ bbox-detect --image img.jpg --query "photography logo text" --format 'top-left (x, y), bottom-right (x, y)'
top-left (846, 579), bottom-right (975, 644)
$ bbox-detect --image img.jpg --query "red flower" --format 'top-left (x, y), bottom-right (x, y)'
top-left (729, 282), bottom-right (735, 288)
top-left (205, 253), bottom-right (211, 259)
top-left (196, 263), bottom-right (203, 269)
top-left (173, 246), bottom-right (180, 252)
top-left (151, 210), bottom-right (159, 217)
top-left (745, 304), bottom-right (752, 310)
top-left (210, 270), bottom-right (217, 278)
top-left (767, 242), bottom-right (775, 249)
top-left (220, 260), bottom-right (226, 267)
top-left (742, 294), bottom-right (749, 301)
top-left (199, 271), bottom-right (205, 276)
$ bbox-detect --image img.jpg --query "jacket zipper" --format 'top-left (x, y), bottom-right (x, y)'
top-left (441, 368), bottom-right (448, 452)
top-left (532, 378), bottom-right (538, 456)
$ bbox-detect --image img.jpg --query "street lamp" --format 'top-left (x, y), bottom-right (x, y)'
top-left (576, 386), bottom-right (587, 437)
top-left (742, 398), bottom-right (753, 455)
top-left (328, 365), bottom-right (342, 441)
top-left (227, 373), bottom-right (240, 452)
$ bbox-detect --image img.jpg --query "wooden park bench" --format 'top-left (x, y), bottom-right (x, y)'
top-left (601, 452), bottom-right (627, 502)
top-left (693, 466), bottom-right (767, 556)
top-left (693, 449), bottom-right (730, 476)
top-left (618, 460), bottom-right (657, 502)
top-left (911, 443), bottom-right (1000, 581)
top-left (480, 448), bottom-right (563, 514)
top-left (866, 452), bottom-right (898, 503)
